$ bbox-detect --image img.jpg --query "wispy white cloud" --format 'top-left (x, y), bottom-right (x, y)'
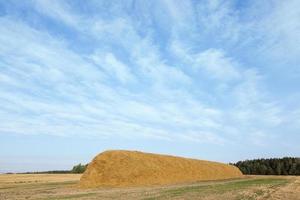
top-left (194, 49), bottom-right (241, 81)
top-left (33, 0), bottom-right (82, 27)
top-left (0, 0), bottom-right (299, 154)
top-left (195, 0), bottom-right (241, 43)
top-left (255, 0), bottom-right (300, 64)
top-left (90, 52), bottom-right (135, 83)
top-left (0, 14), bottom-right (223, 145)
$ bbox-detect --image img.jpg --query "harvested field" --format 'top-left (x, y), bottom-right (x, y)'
top-left (79, 150), bottom-right (243, 188)
top-left (0, 173), bottom-right (81, 185)
top-left (0, 174), bottom-right (299, 200)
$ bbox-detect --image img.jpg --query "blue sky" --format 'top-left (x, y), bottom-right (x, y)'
top-left (0, 0), bottom-right (300, 172)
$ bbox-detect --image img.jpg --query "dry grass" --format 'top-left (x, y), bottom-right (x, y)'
top-left (79, 150), bottom-right (243, 188)
top-left (1, 174), bottom-right (299, 200)
top-left (0, 174), bottom-right (81, 185)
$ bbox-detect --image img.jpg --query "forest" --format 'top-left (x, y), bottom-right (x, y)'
top-left (233, 157), bottom-right (300, 175)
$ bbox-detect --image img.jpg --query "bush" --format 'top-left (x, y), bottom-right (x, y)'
top-left (71, 163), bottom-right (88, 173)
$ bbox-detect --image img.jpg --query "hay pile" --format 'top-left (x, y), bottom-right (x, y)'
top-left (79, 150), bottom-right (243, 188)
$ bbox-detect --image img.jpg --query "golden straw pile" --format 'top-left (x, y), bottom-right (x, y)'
top-left (79, 150), bottom-right (243, 188)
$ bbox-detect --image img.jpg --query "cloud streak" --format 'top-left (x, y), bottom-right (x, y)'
top-left (0, 0), bottom-right (300, 152)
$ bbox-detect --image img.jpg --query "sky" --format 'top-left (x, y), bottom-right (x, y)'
top-left (0, 0), bottom-right (300, 173)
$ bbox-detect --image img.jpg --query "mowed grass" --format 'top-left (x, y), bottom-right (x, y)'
top-left (143, 178), bottom-right (289, 200)
top-left (0, 174), bottom-right (298, 200)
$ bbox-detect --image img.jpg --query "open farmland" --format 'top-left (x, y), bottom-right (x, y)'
top-left (0, 174), bottom-right (299, 200)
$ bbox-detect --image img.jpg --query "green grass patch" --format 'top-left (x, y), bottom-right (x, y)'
top-left (40, 192), bottom-right (96, 200)
top-left (143, 178), bottom-right (289, 200)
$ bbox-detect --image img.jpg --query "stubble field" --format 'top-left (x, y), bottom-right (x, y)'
top-left (0, 174), bottom-right (299, 200)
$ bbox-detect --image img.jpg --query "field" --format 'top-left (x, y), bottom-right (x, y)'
top-left (0, 174), bottom-right (299, 200)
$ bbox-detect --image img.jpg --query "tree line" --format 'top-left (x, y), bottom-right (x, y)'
top-left (233, 157), bottom-right (300, 175)
top-left (18, 163), bottom-right (88, 174)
